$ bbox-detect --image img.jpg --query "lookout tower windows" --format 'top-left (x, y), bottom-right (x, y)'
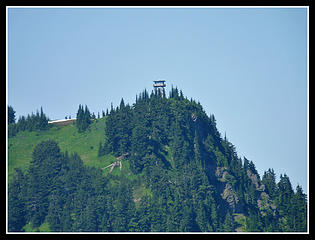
top-left (153, 80), bottom-right (166, 89)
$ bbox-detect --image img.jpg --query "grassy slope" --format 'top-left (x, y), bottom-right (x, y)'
top-left (8, 117), bottom-right (144, 232)
top-left (8, 118), bottom-right (249, 232)
top-left (8, 117), bottom-right (118, 182)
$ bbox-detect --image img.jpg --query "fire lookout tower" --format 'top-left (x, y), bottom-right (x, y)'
top-left (153, 80), bottom-right (166, 90)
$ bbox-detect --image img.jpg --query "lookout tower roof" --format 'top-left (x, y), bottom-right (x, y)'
top-left (153, 80), bottom-right (166, 83)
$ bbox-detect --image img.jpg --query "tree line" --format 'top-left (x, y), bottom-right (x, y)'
top-left (8, 106), bottom-right (49, 137)
top-left (8, 87), bottom-right (307, 232)
top-left (8, 104), bottom-right (104, 137)
top-left (101, 87), bottom-right (307, 232)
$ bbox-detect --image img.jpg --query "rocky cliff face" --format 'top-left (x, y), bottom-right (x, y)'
top-left (214, 167), bottom-right (277, 215)
top-left (245, 169), bottom-right (277, 216)
top-left (215, 166), bottom-right (228, 182)
top-left (221, 183), bottom-right (242, 213)
top-left (215, 167), bottom-right (243, 213)
top-left (246, 169), bottom-right (265, 191)
top-left (257, 192), bottom-right (277, 216)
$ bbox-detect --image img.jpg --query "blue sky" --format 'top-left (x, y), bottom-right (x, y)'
top-left (8, 7), bottom-right (308, 193)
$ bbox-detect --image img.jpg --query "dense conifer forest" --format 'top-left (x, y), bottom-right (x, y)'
top-left (8, 87), bottom-right (307, 232)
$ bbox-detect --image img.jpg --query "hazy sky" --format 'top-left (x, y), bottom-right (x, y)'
top-left (7, 7), bottom-right (308, 193)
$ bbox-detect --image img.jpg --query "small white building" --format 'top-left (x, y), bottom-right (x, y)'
top-left (48, 118), bottom-right (76, 126)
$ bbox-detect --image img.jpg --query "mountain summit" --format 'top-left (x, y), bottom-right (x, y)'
top-left (8, 87), bottom-right (307, 232)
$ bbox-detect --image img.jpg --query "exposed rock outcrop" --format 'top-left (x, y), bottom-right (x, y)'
top-left (221, 183), bottom-right (240, 213)
top-left (246, 169), bottom-right (277, 216)
top-left (215, 167), bottom-right (277, 215)
top-left (246, 169), bottom-right (265, 191)
top-left (215, 167), bottom-right (243, 213)
top-left (257, 192), bottom-right (277, 216)
top-left (215, 166), bottom-right (228, 182)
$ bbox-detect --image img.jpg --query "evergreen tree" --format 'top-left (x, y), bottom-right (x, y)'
top-left (76, 105), bottom-right (91, 132)
top-left (39, 107), bottom-right (49, 130)
top-left (276, 174), bottom-right (294, 215)
top-left (262, 168), bottom-right (277, 199)
top-left (46, 187), bottom-right (65, 231)
top-left (8, 168), bottom-right (27, 232)
top-left (27, 140), bottom-right (64, 227)
top-left (84, 105), bottom-right (91, 125)
top-left (248, 160), bottom-right (258, 175)
top-left (276, 174), bottom-right (294, 231)
top-left (8, 105), bottom-right (16, 124)
top-left (8, 123), bottom-right (18, 137)
top-left (223, 212), bottom-right (235, 232)
top-left (81, 197), bottom-right (98, 231)
top-left (120, 98), bottom-right (125, 109)
top-left (135, 195), bottom-right (152, 231)
top-left (7, 87), bottom-right (308, 233)
top-left (245, 208), bottom-right (263, 231)
top-left (8, 107), bottom-right (49, 137)
top-left (179, 202), bottom-right (199, 232)
top-left (291, 185), bottom-right (307, 231)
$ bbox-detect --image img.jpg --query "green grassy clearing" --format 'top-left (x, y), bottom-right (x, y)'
top-left (8, 118), bottom-right (110, 182)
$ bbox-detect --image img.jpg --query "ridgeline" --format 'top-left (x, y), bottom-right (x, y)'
top-left (8, 87), bottom-right (307, 232)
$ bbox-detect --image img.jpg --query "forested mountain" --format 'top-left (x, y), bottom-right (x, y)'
top-left (8, 87), bottom-right (307, 232)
